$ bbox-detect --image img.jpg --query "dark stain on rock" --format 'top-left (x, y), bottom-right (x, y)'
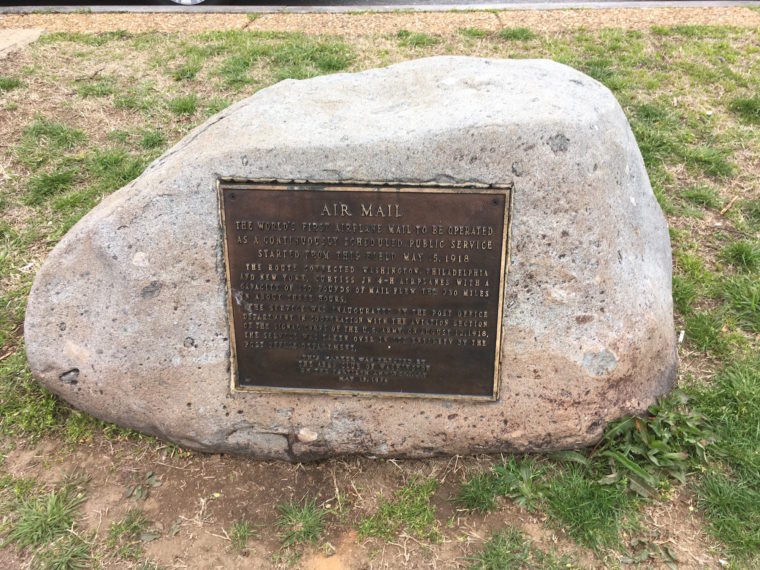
top-left (548, 133), bottom-right (569, 153)
top-left (586, 419), bottom-right (602, 433)
top-left (60, 368), bottom-right (79, 385)
top-left (141, 280), bottom-right (162, 299)
top-left (575, 315), bottom-right (594, 324)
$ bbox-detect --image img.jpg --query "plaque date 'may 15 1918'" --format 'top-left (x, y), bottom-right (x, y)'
top-left (219, 182), bottom-right (511, 399)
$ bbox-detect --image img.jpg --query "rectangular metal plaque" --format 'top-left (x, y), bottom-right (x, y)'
top-left (219, 181), bottom-right (511, 399)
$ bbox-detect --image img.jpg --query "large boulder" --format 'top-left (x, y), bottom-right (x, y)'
top-left (25, 57), bottom-right (676, 460)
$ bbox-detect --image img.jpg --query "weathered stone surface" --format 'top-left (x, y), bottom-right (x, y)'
top-left (25, 57), bottom-right (676, 460)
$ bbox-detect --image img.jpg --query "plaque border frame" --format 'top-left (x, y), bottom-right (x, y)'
top-left (217, 179), bottom-right (513, 401)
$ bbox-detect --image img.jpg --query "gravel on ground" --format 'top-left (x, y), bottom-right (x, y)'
top-left (1, 7), bottom-right (759, 36)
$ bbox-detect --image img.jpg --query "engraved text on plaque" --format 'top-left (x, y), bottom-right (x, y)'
top-left (219, 181), bottom-right (511, 399)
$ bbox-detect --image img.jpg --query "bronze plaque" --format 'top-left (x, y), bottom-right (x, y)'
top-left (218, 181), bottom-right (511, 399)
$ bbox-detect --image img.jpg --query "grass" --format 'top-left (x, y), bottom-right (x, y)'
top-left (34, 534), bottom-right (93, 570)
top-left (544, 466), bottom-right (636, 552)
top-left (497, 27), bottom-right (536, 41)
top-left (358, 477), bottom-right (441, 542)
top-left (75, 76), bottom-right (117, 98)
top-left (3, 485), bottom-right (86, 550)
top-left (1, 20), bottom-right (760, 569)
top-left (457, 456), bottom-right (546, 514)
top-left (721, 277), bottom-right (760, 333)
top-left (108, 508), bottom-right (151, 559)
top-left (681, 183), bottom-right (722, 209)
top-left (728, 95), bottom-right (760, 125)
top-left (722, 240), bottom-right (760, 271)
top-left (207, 31), bottom-right (354, 87)
top-left (139, 129), bottom-right (166, 150)
top-left (469, 528), bottom-right (573, 569)
top-left (0, 352), bottom-right (65, 439)
top-left (16, 117), bottom-right (86, 170)
top-left (596, 390), bottom-right (713, 494)
top-left (229, 518), bottom-right (255, 553)
top-left (275, 495), bottom-right (328, 548)
top-left (685, 311), bottom-right (731, 356)
top-left (25, 167), bottom-right (78, 205)
top-left (0, 75), bottom-right (22, 91)
top-left (396, 29), bottom-right (440, 48)
top-left (672, 274), bottom-right (697, 314)
top-left (696, 472), bottom-right (760, 559)
top-left (458, 27), bottom-right (490, 39)
top-left (167, 93), bottom-right (198, 116)
top-left (172, 57), bottom-right (203, 81)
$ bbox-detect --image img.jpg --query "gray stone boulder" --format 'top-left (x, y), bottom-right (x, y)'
top-left (25, 57), bottom-right (676, 460)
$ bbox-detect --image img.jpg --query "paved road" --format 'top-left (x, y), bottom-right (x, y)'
top-left (0, 0), bottom-right (758, 11)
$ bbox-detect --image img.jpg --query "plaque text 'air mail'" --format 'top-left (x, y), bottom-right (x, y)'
top-left (219, 182), bottom-right (511, 399)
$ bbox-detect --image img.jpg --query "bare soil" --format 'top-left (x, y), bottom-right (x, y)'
top-left (0, 436), bottom-right (621, 569)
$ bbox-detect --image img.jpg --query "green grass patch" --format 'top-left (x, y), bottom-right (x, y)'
top-left (629, 101), bottom-right (736, 180)
top-left (721, 276), bottom-right (760, 333)
top-left (685, 311), bottom-right (731, 356)
top-left (205, 97), bottom-right (231, 116)
top-left (462, 456), bottom-right (545, 513)
top-left (696, 472), bottom-right (760, 560)
top-left (210, 32), bottom-right (354, 87)
top-left (229, 518), bottom-right (255, 554)
top-left (457, 471), bottom-right (501, 513)
top-left (672, 274), bottom-right (697, 315)
top-left (0, 351), bottom-right (66, 439)
top-left (675, 251), bottom-right (714, 287)
top-left (468, 527), bottom-right (573, 570)
top-left (722, 240), bottom-right (760, 272)
top-left (25, 167), bottom-right (78, 205)
top-left (728, 95), bottom-right (760, 125)
top-left (740, 199), bottom-right (760, 230)
top-left (108, 508), bottom-right (152, 559)
top-left (275, 495), bottom-right (327, 547)
top-left (85, 147), bottom-right (147, 192)
top-left (17, 117), bottom-right (86, 170)
top-left (396, 30), bottom-right (440, 48)
top-left (139, 128), bottom-right (166, 150)
top-left (75, 75), bottom-right (117, 98)
top-left (167, 94), bottom-right (198, 116)
top-left (40, 30), bottom-right (131, 47)
top-left (0, 474), bottom-right (37, 505)
top-left (0, 75), bottom-right (22, 91)
top-left (681, 184), bottom-right (722, 209)
top-left (693, 359), bottom-right (760, 481)
top-left (596, 390), bottom-right (713, 495)
top-left (543, 465), bottom-right (636, 552)
top-left (35, 534), bottom-right (93, 570)
top-left (113, 83), bottom-right (157, 112)
top-left (458, 27), bottom-right (490, 39)
top-left (358, 477), bottom-right (441, 542)
top-left (3, 484), bottom-right (86, 549)
top-left (690, 359), bottom-right (760, 561)
top-left (172, 57), bottom-right (203, 81)
top-left (497, 27), bottom-right (536, 41)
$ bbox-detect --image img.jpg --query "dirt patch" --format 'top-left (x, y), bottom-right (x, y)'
top-left (2, 435), bottom-right (721, 568)
top-left (1, 8), bottom-right (760, 37)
